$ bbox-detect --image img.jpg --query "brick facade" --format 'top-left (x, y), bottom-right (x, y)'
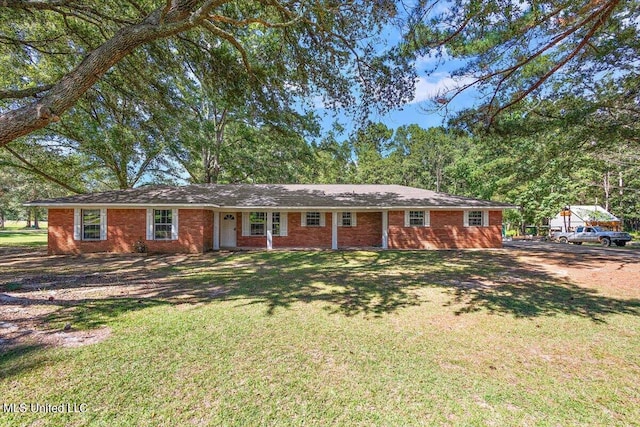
top-left (47, 208), bottom-right (503, 254)
top-left (47, 208), bottom-right (213, 255)
top-left (235, 212), bottom-right (334, 249)
top-left (388, 210), bottom-right (503, 249)
top-left (337, 211), bottom-right (382, 248)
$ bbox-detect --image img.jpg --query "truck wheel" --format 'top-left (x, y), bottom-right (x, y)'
top-left (600, 237), bottom-right (611, 247)
top-left (615, 241), bottom-right (626, 247)
top-left (559, 237), bottom-right (568, 244)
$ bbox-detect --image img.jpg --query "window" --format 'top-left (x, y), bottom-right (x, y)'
top-left (241, 212), bottom-right (287, 237)
top-left (154, 209), bottom-right (173, 240)
top-left (464, 210), bottom-right (488, 227)
top-left (340, 212), bottom-right (357, 227)
top-left (74, 208), bottom-right (106, 241)
top-left (82, 209), bottom-right (101, 240)
top-left (409, 211), bottom-right (425, 226)
top-left (250, 212), bottom-right (266, 236)
top-left (404, 210), bottom-right (430, 227)
top-left (305, 212), bottom-right (321, 227)
top-left (146, 208), bottom-right (178, 240)
top-left (272, 212), bottom-right (281, 236)
top-left (468, 211), bottom-right (483, 226)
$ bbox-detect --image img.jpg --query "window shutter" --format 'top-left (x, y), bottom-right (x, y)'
top-left (352, 212), bottom-right (357, 227)
top-left (319, 212), bottom-right (326, 227)
top-left (424, 210), bottom-right (430, 227)
top-left (171, 208), bottom-right (179, 240)
top-left (242, 212), bottom-right (250, 236)
top-left (463, 211), bottom-right (469, 227)
top-left (301, 212), bottom-right (307, 227)
top-left (280, 212), bottom-right (288, 236)
top-left (73, 208), bottom-right (81, 240)
top-left (483, 210), bottom-right (490, 227)
top-left (404, 210), bottom-right (410, 227)
top-left (100, 208), bottom-right (107, 240)
top-left (146, 208), bottom-right (154, 240)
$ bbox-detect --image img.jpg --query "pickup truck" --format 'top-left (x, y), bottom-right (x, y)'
top-left (552, 226), bottom-right (633, 247)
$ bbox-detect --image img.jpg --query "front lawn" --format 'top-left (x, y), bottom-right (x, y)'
top-left (1, 250), bottom-right (639, 426)
top-left (0, 229), bottom-right (47, 247)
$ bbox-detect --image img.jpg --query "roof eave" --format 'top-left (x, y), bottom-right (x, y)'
top-left (27, 203), bottom-right (516, 210)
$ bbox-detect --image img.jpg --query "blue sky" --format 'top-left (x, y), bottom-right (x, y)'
top-left (316, 60), bottom-right (480, 137)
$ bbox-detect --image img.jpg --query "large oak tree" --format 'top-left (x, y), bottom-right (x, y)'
top-left (0, 0), bottom-right (414, 147)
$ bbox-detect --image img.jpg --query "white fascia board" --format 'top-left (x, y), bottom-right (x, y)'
top-left (26, 203), bottom-right (514, 210)
top-left (216, 205), bottom-right (515, 211)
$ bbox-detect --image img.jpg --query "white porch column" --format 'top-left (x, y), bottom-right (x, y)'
top-left (266, 211), bottom-right (273, 250)
top-left (331, 211), bottom-right (338, 250)
top-left (213, 211), bottom-right (220, 250)
top-left (382, 210), bottom-right (389, 249)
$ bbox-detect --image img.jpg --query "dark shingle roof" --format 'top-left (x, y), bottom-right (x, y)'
top-left (26, 184), bottom-right (514, 209)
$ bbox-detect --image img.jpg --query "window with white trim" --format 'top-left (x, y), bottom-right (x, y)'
top-left (82, 209), bottom-right (101, 240)
top-left (464, 210), bottom-right (489, 227)
top-left (468, 210), bottom-right (483, 226)
top-left (340, 212), bottom-right (358, 227)
top-left (242, 212), bottom-right (287, 236)
top-left (409, 211), bottom-right (424, 226)
top-left (74, 208), bottom-right (107, 241)
top-left (272, 212), bottom-right (281, 236)
top-left (154, 209), bottom-right (173, 240)
top-left (305, 212), bottom-right (321, 227)
top-left (404, 210), bottom-right (430, 227)
top-left (146, 208), bottom-right (178, 240)
top-left (249, 212), bottom-right (266, 236)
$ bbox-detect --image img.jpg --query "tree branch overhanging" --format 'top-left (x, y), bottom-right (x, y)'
top-left (0, 0), bottom-right (223, 147)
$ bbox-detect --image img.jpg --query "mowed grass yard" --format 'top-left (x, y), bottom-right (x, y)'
top-left (0, 220), bottom-right (48, 247)
top-left (1, 247), bottom-right (639, 426)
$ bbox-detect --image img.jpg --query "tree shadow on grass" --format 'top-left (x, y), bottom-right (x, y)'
top-left (1, 249), bottom-right (639, 351)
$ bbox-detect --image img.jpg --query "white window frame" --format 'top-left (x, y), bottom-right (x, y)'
top-left (74, 208), bottom-right (107, 241)
top-left (242, 212), bottom-right (288, 237)
top-left (146, 208), bottom-right (178, 240)
top-left (404, 210), bottom-right (430, 227)
top-left (302, 211), bottom-right (325, 227)
top-left (464, 210), bottom-right (490, 227)
top-left (339, 212), bottom-right (357, 227)
top-left (249, 212), bottom-right (266, 236)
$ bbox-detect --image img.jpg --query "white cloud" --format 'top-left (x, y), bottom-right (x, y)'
top-left (410, 73), bottom-right (476, 104)
top-left (414, 49), bottom-right (451, 70)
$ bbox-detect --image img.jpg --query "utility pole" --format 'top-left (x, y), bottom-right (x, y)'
top-left (619, 171), bottom-right (624, 231)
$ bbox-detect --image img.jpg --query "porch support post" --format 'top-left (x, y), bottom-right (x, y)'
top-left (382, 210), bottom-right (389, 249)
top-left (213, 211), bottom-right (220, 250)
top-left (331, 211), bottom-right (338, 250)
top-left (266, 211), bottom-right (273, 250)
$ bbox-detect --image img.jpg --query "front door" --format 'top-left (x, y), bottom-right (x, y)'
top-left (220, 213), bottom-right (237, 247)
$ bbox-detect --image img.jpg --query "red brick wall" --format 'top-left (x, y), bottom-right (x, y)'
top-left (47, 208), bottom-right (212, 254)
top-left (388, 210), bottom-right (503, 249)
top-left (338, 212), bottom-right (382, 248)
top-left (275, 212), bottom-right (332, 248)
top-left (48, 208), bottom-right (503, 253)
top-left (48, 209), bottom-right (76, 255)
top-left (235, 212), bottom-right (333, 249)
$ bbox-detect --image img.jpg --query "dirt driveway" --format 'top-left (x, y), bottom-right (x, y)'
top-left (1, 244), bottom-right (639, 351)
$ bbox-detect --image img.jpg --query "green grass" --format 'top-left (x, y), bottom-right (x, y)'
top-left (0, 229), bottom-right (47, 247)
top-left (1, 250), bottom-right (639, 426)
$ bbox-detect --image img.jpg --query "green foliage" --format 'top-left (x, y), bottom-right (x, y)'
top-left (406, 0), bottom-right (639, 121)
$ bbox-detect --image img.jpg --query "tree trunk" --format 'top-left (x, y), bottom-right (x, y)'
top-left (33, 208), bottom-right (40, 229)
top-left (0, 2), bottom-right (207, 147)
